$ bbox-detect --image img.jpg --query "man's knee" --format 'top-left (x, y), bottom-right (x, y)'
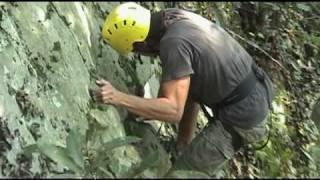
top-left (172, 144), bottom-right (230, 176)
top-left (168, 121), bottom-right (241, 176)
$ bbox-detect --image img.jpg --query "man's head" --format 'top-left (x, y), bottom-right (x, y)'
top-left (101, 2), bottom-right (152, 56)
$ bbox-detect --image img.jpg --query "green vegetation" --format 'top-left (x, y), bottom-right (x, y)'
top-left (179, 2), bottom-right (320, 178)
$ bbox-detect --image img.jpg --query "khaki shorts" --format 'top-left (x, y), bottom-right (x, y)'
top-left (169, 118), bottom-right (267, 176)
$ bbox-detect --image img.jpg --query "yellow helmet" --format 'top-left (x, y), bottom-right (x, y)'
top-left (102, 2), bottom-right (151, 55)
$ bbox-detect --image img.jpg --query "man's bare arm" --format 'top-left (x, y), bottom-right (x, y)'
top-left (176, 97), bottom-right (200, 149)
top-left (95, 76), bottom-right (190, 124)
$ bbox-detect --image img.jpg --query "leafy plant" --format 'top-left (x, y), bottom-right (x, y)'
top-left (127, 149), bottom-right (160, 178)
top-left (23, 128), bottom-right (142, 178)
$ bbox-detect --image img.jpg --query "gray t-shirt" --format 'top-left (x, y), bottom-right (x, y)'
top-left (159, 8), bottom-right (272, 128)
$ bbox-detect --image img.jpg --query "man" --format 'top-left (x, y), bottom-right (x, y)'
top-left (96, 2), bottom-right (274, 176)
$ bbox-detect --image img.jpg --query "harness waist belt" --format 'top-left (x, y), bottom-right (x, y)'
top-left (200, 62), bottom-right (267, 121)
top-left (216, 63), bottom-right (261, 108)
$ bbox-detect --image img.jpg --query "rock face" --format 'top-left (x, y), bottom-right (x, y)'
top-left (0, 2), bottom-right (172, 178)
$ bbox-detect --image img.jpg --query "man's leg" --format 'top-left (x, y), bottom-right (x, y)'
top-left (166, 120), bottom-right (243, 177)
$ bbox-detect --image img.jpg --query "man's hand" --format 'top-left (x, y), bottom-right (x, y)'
top-left (95, 79), bottom-right (121, 105)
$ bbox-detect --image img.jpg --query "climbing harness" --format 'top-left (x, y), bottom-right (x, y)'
top-left (200, 62), bottom-right (273, 151)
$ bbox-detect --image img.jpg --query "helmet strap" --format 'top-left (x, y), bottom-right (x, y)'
top-left (146, 11), bottom-right (166, 49)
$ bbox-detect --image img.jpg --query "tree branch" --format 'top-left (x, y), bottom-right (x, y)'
top-left (226, 28), bottom-right (286, 70)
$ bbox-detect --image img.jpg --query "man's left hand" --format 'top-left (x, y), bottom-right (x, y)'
top-left (95, 79), bottom-right (121, 105)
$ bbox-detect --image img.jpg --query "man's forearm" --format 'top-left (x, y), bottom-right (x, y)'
top-left (177, 99), bottom-right (200, 147)
top-left (117, 91), bottom-right (182, 124)
top-left (95, 76), bottom-right (190, 124)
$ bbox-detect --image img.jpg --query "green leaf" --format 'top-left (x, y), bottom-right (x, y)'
top-left (66, 129), bottom-right (85, 169)
top-left (310, 145), bottom-right (320, 162)
top-left (264, 3), bottom-right (280, 11)
top-left (98, 167), bottom-right (114, 178)
top-left (297, 3), bottom-right (311, 11)
top-left (300, 147), bottom-right (314, 162)
top-left (49, 173), bottom-right (81, 178)
top-left (94, 136), bottom-right (142, 173)
top-left (99, 136), bottom-right (142, 152)
top-left (166, 170), bottom-right (210, 178)
top-left (22, 144), bottom-right (39, 156)
top-left (248, 32), bottom-right (255, 37)
top-left (257, 33), bottom-right (265, 39)
top-left (311, 99), bottom-right (320, 129)
top-left (37, 142), bottom-right (82, 174)
top-left (129, 149), bottom-right (160, 177)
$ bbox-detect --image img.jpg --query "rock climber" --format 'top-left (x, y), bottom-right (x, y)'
top-left (95, 2), bottom-right (274, 176)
